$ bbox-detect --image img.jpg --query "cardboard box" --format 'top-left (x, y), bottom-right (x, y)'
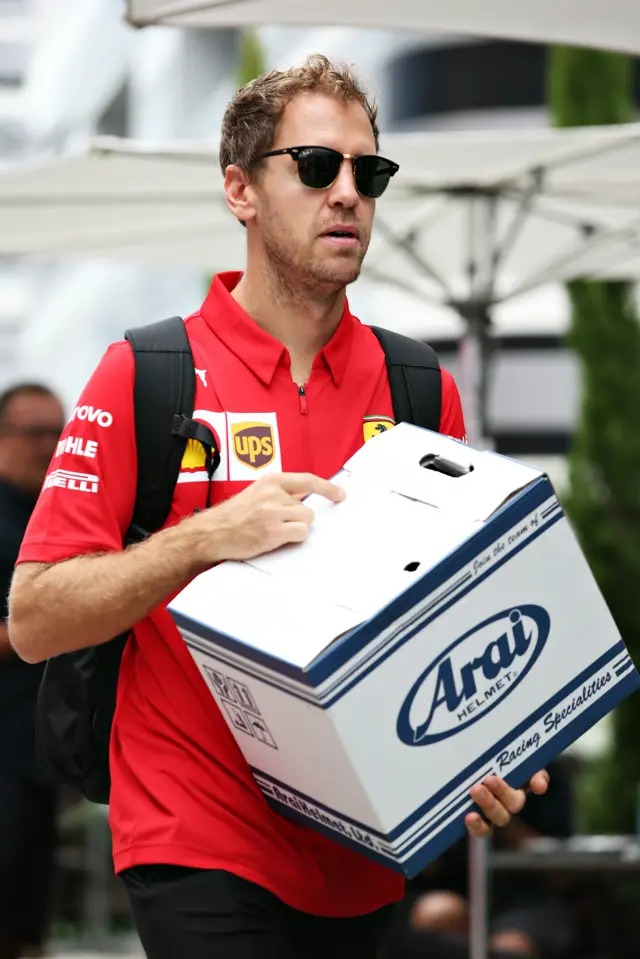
top-left (169, 424), bottom-right (639, 878)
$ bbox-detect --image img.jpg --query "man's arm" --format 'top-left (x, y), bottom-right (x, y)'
top-left (9, 473), bottom-right (345, 664)
top-left (10, 519), bottom-right (210, 664)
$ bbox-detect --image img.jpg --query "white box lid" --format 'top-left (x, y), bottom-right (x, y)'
top-left (170, 425), bottom-right (544, 668)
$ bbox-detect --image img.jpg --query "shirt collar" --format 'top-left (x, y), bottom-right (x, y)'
top-left (199, 272), bottom-right (356, 387)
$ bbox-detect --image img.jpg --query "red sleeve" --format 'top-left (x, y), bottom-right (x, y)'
top-left (17, 341), bottom-right (137, 565)
top-left (439, 368), bottom-right (468, 442)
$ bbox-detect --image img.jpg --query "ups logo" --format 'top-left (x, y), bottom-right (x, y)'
top-left (232, 421), bottom-right (275, 469)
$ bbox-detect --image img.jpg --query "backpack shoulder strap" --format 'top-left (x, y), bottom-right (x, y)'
top-left (124, 316), bottom-right (196, 543)
top-left (370, 326), bottom-right (442, 432)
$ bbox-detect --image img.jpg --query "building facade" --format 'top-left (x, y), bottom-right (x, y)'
top-left (0, 0), bottom-right (32, 387)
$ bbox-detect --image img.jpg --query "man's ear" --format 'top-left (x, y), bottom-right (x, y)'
top-left (224, 165), bottom-right (256, 225)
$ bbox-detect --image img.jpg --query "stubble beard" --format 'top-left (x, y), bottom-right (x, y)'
top-left (260, 205), bottom-right (368, 300)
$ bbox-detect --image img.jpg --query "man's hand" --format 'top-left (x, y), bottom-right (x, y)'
top-left (9, 473), bottom-right (347, 663)
top-left (191, 472), bottom-right (346, 565)
top-left (464, 770), bottom-right (550, 838)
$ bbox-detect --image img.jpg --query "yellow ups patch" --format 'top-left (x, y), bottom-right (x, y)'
top-left (231, 421), bottom-right (276, 470)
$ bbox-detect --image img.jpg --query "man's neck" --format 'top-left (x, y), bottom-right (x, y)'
top-left (232, 265), bottom-right (346, 386)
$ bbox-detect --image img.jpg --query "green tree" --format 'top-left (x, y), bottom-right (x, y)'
top-left (236, 29), bottom-right (267, 87)
top-left (547, 47), bottom-right (640, 831)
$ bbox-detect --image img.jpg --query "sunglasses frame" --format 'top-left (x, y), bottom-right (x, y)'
top-left (257, 146), bottom-right (399, 199)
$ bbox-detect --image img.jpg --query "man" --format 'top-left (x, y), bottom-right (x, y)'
top-left (0, 384), bottom-right (65, 959)
top-left (8, 56), bottom-right (548, 959)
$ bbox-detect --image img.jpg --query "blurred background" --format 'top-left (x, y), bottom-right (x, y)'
top-left (2, 1), bottom-right (640, 957)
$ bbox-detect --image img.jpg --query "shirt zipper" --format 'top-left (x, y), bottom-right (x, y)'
top-left (297, 384), bottom-right (313, 471)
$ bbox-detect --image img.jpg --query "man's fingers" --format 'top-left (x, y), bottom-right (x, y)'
top-left (528, 769), bottom-right (550, 796)
top-left (278, 503), bottom-right (315, 525)
top-left (276, 472), bottom-right (346, 503)
top-left (276, 522), bottom-right (311, 546)
top-left (467, 772), bottom-right (542, 837)
top-left (465, 812), bottom-right (493, 839)
top-left (480, 776), bottom-right (527, 816)
top-left (469, 782), bottom-right (513, 828)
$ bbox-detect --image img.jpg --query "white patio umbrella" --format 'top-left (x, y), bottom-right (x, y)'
top-left (125, 0), bottom-right (640, 56)
top-left (4, 124), bottom-right (640, 438)
top-left (0, 137), bottom-right (234, 267)
top-left (359, 123), bottom-right (640, 441)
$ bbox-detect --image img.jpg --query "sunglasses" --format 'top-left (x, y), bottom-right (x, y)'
top-left (257, 146), bottom-right (399, 199)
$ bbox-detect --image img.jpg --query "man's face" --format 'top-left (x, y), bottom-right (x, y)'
top-left (0, 392), bottom-right (64, 496)
top-left (249, 94), bottom-right (378, 294)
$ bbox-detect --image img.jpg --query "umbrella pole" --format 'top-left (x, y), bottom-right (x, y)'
top-left (469, 836), bottom-right (490, 959)
top-left (456, 301), bottom-right (493, 449)
top-left (457, 299), bottom-right (495, 959)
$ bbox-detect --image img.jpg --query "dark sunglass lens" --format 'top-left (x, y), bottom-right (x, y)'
top-left (297, 149), bottom-right (341, 189)
top-left (355, 156), bottom-right (393, 198)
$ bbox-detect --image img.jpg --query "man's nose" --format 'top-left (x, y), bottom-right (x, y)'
top-left (328, 158), bottom-right (359, 208)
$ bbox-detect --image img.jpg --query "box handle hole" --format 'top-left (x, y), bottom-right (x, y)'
top-left (404, 561), bottom-right (421, 573)
top-left (419, 453), bottom-right (474, 478)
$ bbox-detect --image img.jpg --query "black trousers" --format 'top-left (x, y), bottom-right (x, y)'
top-left (122, 865), bottom-right (397, 959)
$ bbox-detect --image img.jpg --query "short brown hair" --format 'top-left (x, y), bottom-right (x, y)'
top-left (0, 383), bottom-right (59, 426)
top-left (219, 54), bottom-right (380, 175)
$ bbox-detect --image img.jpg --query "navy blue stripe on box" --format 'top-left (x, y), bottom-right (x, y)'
top-left (321, 510), bottom-right (564, 707)
top-left (257, 667), bottom-right (639, 880)
top-left (393, 764), bottom-right (494, 854)
top-left (396, 790), bottom-right (480, 858)
top-left (186, 491), bottom-right (560, 713)
top-left (247, 643), bottom-right (630, 856)
top-left (260, 799), bottom-right (402, 873)
top-left (186, 482), bottom-right (554, 711)
top-left (613, 653), bottom-right (630, 672)
top-left (173, 477), bottom-right (556, 690)
top-left (616, 659), bottom-right (634, 678)
top-left (173, 611), bottom-right (309, 684)
top-left (183, 491), bottom-right (569, 712)
top-left (387, 640), bottom-right (627, 841)
top-left (398, 666), bottom-right (639, 862)
top-left (401, 667), bottom-right (640, 878)
top-left (316, 570), bottom-right (473, 701)
top-left (183, 634), bottom-right (318, 702)
top-left (308, 477), bottom-right (557, 687)
top-left (249, 767), bottom-right (388, 840)
top-left (184, 522), bottom-right (624, 827)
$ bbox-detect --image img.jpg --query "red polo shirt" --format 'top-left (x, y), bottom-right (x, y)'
top-left (18, 272), bottom-right (466, 917)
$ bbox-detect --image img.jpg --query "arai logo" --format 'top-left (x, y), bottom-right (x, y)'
top-left (397, 605), bottom-right (550, 746)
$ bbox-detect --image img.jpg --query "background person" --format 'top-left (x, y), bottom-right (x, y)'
top-left (0, 383), bottom-right (65, 959)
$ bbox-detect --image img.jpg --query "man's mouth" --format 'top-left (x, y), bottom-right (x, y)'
top-left (321, 226), bottom-right (360, 247)
top-left (323, 226), bottom-right (359, 239)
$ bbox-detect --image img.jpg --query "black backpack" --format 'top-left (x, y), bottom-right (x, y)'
top-left (35, 317), bottom-right (441, 804)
